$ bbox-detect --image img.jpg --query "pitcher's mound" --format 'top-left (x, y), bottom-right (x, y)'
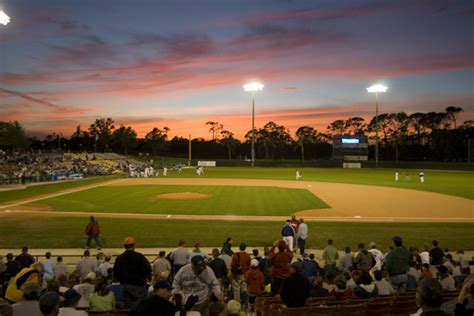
top-left (156, 192), bottom-right (210, 200)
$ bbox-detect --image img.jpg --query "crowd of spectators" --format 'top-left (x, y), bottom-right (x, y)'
top-left (0, 150), bottom-right (116, 185)
top-left (0, 236), bottom-right (472, 316)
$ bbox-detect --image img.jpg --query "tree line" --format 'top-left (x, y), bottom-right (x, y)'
top-left (0, 106), bottom-right (472, 162)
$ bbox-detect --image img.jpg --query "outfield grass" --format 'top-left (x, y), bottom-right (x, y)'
top-left (172, 167), bottom-right (474, 199)
top-left (1, 168), bottom-right (472, 203)
top-left (1, 216), bottom-right (473, 250)
top-left (0, 176), bottom-right (120, 203)
top-left (37, 185), bottom-right (329, 215)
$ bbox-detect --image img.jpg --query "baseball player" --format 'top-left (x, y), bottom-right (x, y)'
top-left (419, 171), bottom-right (425, 183)
top-left (296, 170), bottom-right (302, 180)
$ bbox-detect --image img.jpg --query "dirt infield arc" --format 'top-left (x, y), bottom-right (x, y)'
top-left (2, 177), bottom-right (470, 222)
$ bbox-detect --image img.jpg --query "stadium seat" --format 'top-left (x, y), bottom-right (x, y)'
top-left (308, 305), bottom-right (338, 315)
top-left (366, 301), bottom-right (392, 316)
top-left (336, 303), bottom-right (367, 316)
top-left (275, 306), bottom-right (310, 316)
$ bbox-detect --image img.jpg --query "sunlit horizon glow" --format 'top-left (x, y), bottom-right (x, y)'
top-left (0, 1), bottom-right (472, 140)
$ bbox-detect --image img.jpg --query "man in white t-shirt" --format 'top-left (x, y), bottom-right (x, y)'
top-left (368, 242), bottom-right (384, 271)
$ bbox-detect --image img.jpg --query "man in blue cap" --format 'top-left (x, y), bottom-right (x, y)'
top-left (130, 280), bottom-right (179, 316)
top-left (384, 236), bottom-right (410, 293)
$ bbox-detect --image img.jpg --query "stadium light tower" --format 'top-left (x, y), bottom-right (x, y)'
top-left (0, 10), bottom-right (10, 26)
top-left (367, 84), bottom-right (388, 168)
top-left (243, 82), bottom-right (264, 167)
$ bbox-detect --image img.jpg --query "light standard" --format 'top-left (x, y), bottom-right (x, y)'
top-left (367, 84), bottom-right (388, 168)
top-left (243, 82), bottom-right (264, 167)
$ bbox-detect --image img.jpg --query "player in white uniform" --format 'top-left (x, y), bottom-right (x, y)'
top-left (395, 171), bottom-right (399, 182)
top-left (296, 170), bottom-right (302, 180)
top-left (419, 171), bottom-right (425, 183)
top-left (163, 167), bottom-right (168, 176)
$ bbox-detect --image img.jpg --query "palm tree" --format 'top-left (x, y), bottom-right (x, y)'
top-left (205, 121), bottom-right (223, 141)
top-left (219, 130), bottom-right (240, 160)
top-left (445, 106), bottom-right (463, 129)
top-left (295, 126), bottom-right (317, 162)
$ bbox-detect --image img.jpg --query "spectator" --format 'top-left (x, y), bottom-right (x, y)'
top-left (337, 246), bottom-right (353, 273)
top-left (89, 277), bottom-right (116, 312)
top-left (221, 237), bottom-right (233, 256)
top-left (419, 245), bottom-right (430, 265)
top-left (310, 277), bottom-right (329, 297)
top-left (208, 248), bottom-right (227, 293)
top-left (373, 270), bottom-right (395, 296)
top-left (429, 240), bottom-right (444, 266)
top-left (170, 240), bottom-right (190, 275)
top-left (171, 254), bottom-right (223, 316)
top-left (414, 278), bottom-right (451, 315)
top-left (60, 289), bottom-right (88, 316)
top-left (5, 262), bottom-right (43, 303)
top-left (281, 220), bottom-right (295, 252)
top-left (73, 272), bottom-right (96, 308)
top-left (75, 250), bottom-right (96, 282)
top-left (384, 236), bottom-right (410, 293)
top-left (420, 263), bottom-right (434, 281)
top-left (368, 242), bottom-right (384, 271)
top-left (457, 249), bottom-right (470, 275)
top-left (245, 259), bottom-right (264, 309)
top-left (258, 247), bottom-right (272, 286)
top-left (130, 280), bottom-right (179, 316)
top-left (331, 274), bottom-right (352, 301)
top-left (297, 218), bottom-right (308, 255)
top-left (231, 243), bottom-right (251, 306)
top-left (113, 236), bottom-right (152, 309)
top-left (97, 254), bottom-right (114, 278)
top-left (190, 242), bottom-right (208, 261)
top-left (53, 256), bottom-right (69, 281)
top-left (38, 291), bottom-right (61, 316)
top-left (352, 271), bottom-right (378, 298)
top-left (301, 252), bottom-right (318, 279)
top-left (322, 239), bottom-right (339, 276)
top-left (268, 240), bottom-right (293, 295)
top-left (352, 243), bottom-right (374, 272)
top-left (437, 265), bottom-right (456, 292)
top-left (15, 246), bottom-right (35, 269)
top-left (3, 253), bottom-right (20, 282)
top-left (11, 283), bottom-right (42, 316)
top-left (251, 248), bottom-right (261, 261)
top-left (454, 277), bottom-right (474, 315)
top-left (152, 251), bottom-right (171, 281)
top-left (280, 262), bottom-right (310, 307)
top-left (85, 216), bottom-right (102, 250)
top-left (41, 252), bottom-right (54, 282)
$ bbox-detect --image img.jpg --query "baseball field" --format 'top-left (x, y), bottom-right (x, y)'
top-left (0, 167), bottom-right (473, 250)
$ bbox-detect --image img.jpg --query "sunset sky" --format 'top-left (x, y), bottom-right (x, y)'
top-left (0, 0), bottom-right (472, 140)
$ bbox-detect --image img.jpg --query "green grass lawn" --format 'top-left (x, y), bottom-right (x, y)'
top-left (1, 216), bottom-right (473, 250)
top-left (38, 185), bottom-right (329, 215)
top-left (170, 167), bottom-right (474, 199)
top-left (0, 176), bottom-right (120, 203)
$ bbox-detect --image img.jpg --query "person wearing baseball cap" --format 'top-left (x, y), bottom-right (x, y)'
top-left (39, 291), bottom-right (62, 316)
top-left (113, 236), bottom-right (151, 309)
top-left (171, 254), bottom-right (223, 316)
top-left (129, 280), bottom-right (179, 315)
top-left (384, 236), bottom-right (410, 293)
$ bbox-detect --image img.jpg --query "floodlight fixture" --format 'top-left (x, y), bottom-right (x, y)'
top-left (367, 84), bottom-right (388, 93)
top-left (0, 10), bottom-right (10, 26)
top-left (243, 82), bottom-right (264, 92)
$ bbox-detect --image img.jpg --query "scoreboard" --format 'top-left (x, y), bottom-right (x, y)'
top-left (333, 135), bottom-right (368, 161)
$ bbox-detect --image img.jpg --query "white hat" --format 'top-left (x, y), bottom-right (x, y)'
top-left (251, 259), bottom-right (259, 267)
top-left (227, 300), bottom-right (241, 314)
top-left (85, 272), bottom-right (96, 281)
